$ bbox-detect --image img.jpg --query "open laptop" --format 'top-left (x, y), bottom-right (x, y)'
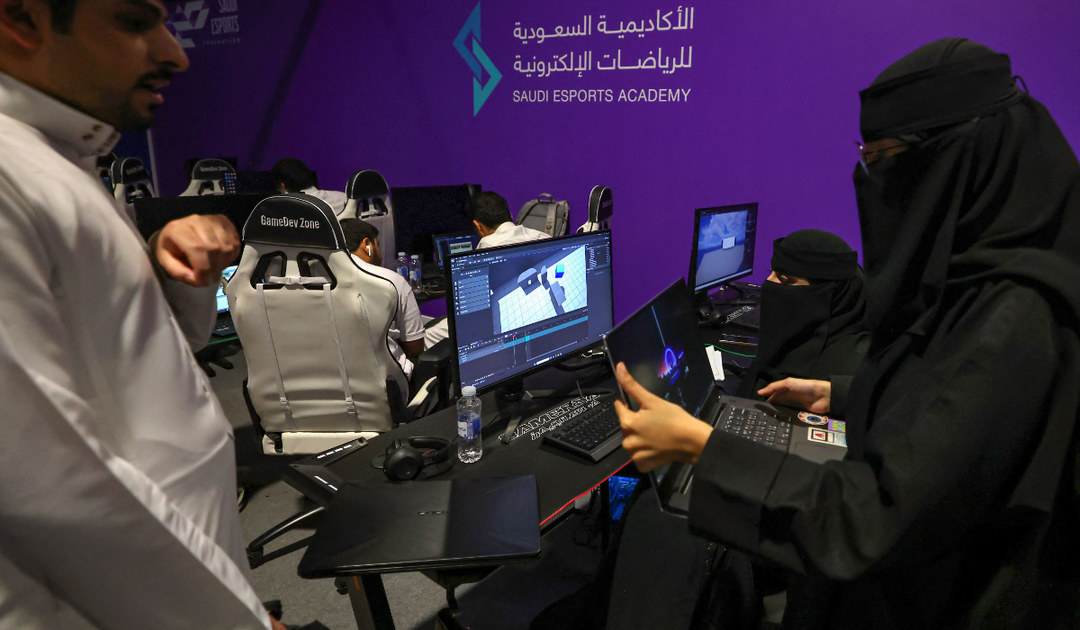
top-left (603, 279), bottom-right (847, 516)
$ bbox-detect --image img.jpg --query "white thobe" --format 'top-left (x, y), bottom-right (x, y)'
top-left (0, 73), bottom-right (268, 629)
top-left (476, 221), bottom-right (551, 249)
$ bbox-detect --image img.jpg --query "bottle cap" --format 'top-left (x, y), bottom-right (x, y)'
top-left (461, 386), bottom-right (477, 397)
top-left (398, 251), bottom-right (405, 256)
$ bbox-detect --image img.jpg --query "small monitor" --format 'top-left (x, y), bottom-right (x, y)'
top-left (688, 202), bottom-right (758, 295)
top-left (216, 265), bottom-right (238, 314)
top-left (432, 231), bottom-right (480, 266)
top-left (447, 231), bottom-right (614, 394)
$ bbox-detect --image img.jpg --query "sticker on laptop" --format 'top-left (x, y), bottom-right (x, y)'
top-left (807, 427), bottom-right (847, 447)
top-left (797, 411), bottom-right (829, 426)
top-left (829, 420), bottom-right (846, 433)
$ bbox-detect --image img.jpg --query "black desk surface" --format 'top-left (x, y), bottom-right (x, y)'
top-left (285, 365), bottom-right (632, 530)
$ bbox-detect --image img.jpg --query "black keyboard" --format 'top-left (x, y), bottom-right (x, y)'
top-left (542, 397), bottom-right (623, 462)
top-left (717, 404), bottom-right (791, 451)
top-left (720, 304), bottom-right (759, 328)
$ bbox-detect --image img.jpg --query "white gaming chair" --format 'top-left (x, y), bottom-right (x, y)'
top-left (110, 157), bottom-right (155, 221)
top-left (339, 169), bottom-right (396, 271)
top-left (180, 158), bottom-right (237, 197)
top-left (228, 193), bottom-right (409, 454)
top-left (576, 185), bottom-right (613, 233)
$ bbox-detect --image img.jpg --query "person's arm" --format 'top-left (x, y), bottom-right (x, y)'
top-left (689, 286), bottom-right (1064, 579)
top-left (148, 214), bottom-right (240, 348)
top-left (757, 377), bottom-right (832, 413)
top-left (0, 198), bottom-right (268, 629)
top-left (397, 285), bottom-right (427, 360)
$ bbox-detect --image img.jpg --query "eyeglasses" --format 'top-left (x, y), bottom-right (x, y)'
top-left (855, 140), bottom-right (914, 173)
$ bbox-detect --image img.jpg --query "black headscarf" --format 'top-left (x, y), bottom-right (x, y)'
top-left (738, 229), bottom-right (868, 397)
top-left (855, 38), bottom-right (1080, 349)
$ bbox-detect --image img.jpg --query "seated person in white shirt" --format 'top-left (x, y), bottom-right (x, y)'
top-left (471, 190), bottom-right (551, 248)
top-left (270, 157), bottom-right (348, 215)
top-left (340, 218), bottom-right (426, 377)
top-left (425, 191), bottom-right (550, 346)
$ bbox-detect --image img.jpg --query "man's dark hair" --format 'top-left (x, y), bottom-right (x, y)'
top-left (41, 0), bottom-right (77, 33)
top-left (340, 218), bottom-right (379, 253)
top-left (270, 158), bottom-right (318, 192)
top-left (467, 191), bottom-right (512, 229)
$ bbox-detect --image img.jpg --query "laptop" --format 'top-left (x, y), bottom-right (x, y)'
top-left (297, 475), bottom-right (542, 576)
top-left (603, 279), bottom-right (847, 516)
top-left (432, 231), bottom-right (480, 268)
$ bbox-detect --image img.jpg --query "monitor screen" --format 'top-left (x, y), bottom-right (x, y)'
top-left (391, 184), bottom-right (479, 259)
top-left (432, 231), bottom-right (480, 266)
top-left (447, 231), bottom-right (614, 393)
top-left (216, 265), bottom-right (238, 313)
top-left (688, 202), bottom-right (758, 294)
top-left (132, 194), bottom-right (267, 240)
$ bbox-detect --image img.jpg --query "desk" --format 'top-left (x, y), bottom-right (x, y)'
top-left (285, 365), bottom-right (631, 629)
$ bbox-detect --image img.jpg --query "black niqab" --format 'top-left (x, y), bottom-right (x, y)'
top-left (738, 230), bottom-right (867, 397)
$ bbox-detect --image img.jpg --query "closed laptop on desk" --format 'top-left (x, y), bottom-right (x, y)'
top-left (298, 475), bottom-right (542, 577)
top-left (603, 279), bottom-right (847, 516)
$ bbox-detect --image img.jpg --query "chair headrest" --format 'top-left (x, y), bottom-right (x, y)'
top-left (111, 157), bottom-right (150, 188)
top-left (190, 157), bottom-right (236, 180)
top-left (345, 169), bottom-right (389, 200)
top-left (242, 193), bottom-right (346, 250)
top-left (588, 185), bottom-right (613, 223)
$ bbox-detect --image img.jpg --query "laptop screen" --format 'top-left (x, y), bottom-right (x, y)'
top-left (216, 264), bottom-right (238, 314)
top-left (433, 231), bottom-right (480, 266)
top-left (604, 279), bottom-right (714, 417)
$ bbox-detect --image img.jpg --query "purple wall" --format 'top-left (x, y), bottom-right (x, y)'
top-left (153, 0), bottom-right (1080, 320)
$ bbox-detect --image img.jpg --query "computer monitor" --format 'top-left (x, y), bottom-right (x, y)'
top-left (132, 193), bottom-right (268, 240)
top-left (391, 184), bottom-right (480, 259)
top-left (688, 202), bottom-right (758, 296)
top-left (216, 265), bottom-right (238, 314)
top-left (432, 231), bottom-right (480, 267)
top-left (447, 231), bottom-right (614, 395)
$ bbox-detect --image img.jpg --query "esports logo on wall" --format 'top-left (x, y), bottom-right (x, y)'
top-left (454, 2), bottom-right (503, 116)
top-left (168, 0), bottom-right (241, 49)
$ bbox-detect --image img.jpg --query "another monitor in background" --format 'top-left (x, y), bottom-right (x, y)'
top-left (447, 231), bottom-right (614, 397)
top-left (391, 184), bottom-right (480, 260)
top-left (132, 193), bottom-right (268, 240)
top-left (688, 202), bottom-right (758, 301)
top-left (432, 231), bottom-right (480, 267)
top-left (216, 265), bottom-right (238, 314)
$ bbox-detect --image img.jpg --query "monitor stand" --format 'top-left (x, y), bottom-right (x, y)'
top-left (696, 282), bottom-right (759, 325)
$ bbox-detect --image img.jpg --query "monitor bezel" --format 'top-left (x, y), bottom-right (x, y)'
top-left (444, 230), bottom-right (614, 396)
top-left (687, 202), bottom-right (759, 294)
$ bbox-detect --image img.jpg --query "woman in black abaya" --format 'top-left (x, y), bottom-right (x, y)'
top-left (615, 38), bottom-right (1080, 629)
top-left (737, 229), bottom-right (868, 405)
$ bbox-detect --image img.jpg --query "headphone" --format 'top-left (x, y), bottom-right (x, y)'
top-left (382, 437), bottom-right (451, 481)
top-left (365, 243), bottom-right (373, 256)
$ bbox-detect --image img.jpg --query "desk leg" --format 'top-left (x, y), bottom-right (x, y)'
top-left (344, 574), bottom-right (396, 630)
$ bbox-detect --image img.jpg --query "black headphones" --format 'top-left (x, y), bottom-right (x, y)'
top-left (382, 437), bottom-right (451, 481)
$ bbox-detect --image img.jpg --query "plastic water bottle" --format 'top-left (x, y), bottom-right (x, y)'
top-left (396, 252), bottom-right (409, 280)
top-left (457, 386), bottom-right (482, 464)
top-left (409, 254), bottom-right (422, 291)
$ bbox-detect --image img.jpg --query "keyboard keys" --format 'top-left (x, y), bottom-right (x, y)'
top-left (718, 406), bottom-right (790, 451)
top-left (543, 398), bottom-right (623, 462)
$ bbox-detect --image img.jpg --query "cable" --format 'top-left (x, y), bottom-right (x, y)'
top-left (707, 343), bottom-right (756, 359)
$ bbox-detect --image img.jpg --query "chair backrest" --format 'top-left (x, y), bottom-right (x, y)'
top-left (96, 152), bottom-right (117, 193)
top-left (341, 169), bottom-right (396, 269)
top-left (228, 193), bottom-right (408, 438)
top-left (111, 157), bottom-right (155, 220)
top-left (180, 158), bottom-right (238, 197)
top-left (577, 185), bottom-right (613, 233)
top-left (517, 193), bottom-right (569, 237)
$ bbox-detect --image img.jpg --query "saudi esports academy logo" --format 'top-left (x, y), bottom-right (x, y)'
top-left (454, 3), bottom-right (502, 115)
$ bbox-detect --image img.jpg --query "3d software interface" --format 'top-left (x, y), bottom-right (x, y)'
top-left (693, 207), bottom-right (756, 290)
top-left (450, 234), bottom-right (613, 391)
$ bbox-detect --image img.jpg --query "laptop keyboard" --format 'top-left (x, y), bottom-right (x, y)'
top-left (721, 304), bottom-right (759, 328)
top-left (717, 404), bottom-right (791, 451)
top-left (542, 397), bottom-right (623, 462)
